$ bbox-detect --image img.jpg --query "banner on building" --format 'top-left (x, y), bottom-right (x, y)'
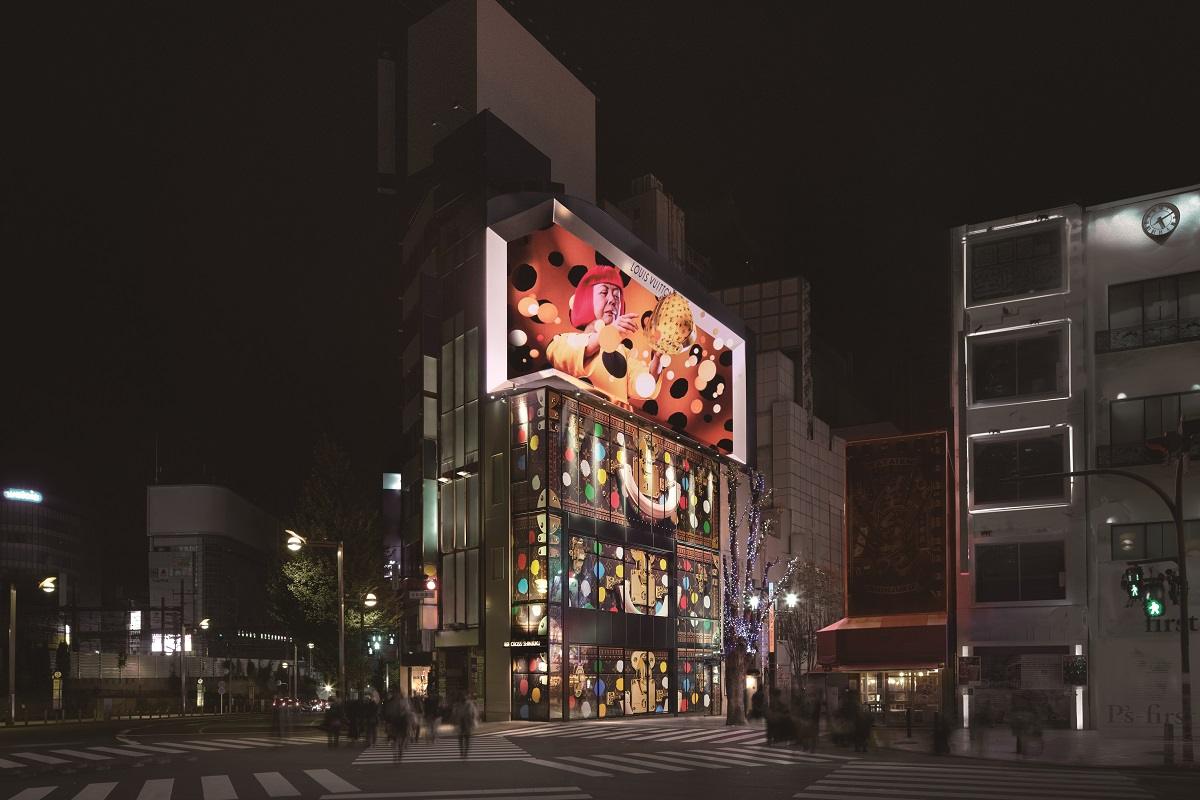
top-left (845, 432), bottom-right (948, 617)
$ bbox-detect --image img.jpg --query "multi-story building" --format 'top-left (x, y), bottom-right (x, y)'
top-left (950, 184), bottom-right (1200, 733)
top-left (386, 0), bottom-right (750, 723)
top-left (612, 174), bottom-right (712, 287)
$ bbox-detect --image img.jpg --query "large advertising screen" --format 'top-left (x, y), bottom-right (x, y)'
top-left (487, 200), bottom-right (746, 462)
top-left (845, 432), bottom-right (948, 617)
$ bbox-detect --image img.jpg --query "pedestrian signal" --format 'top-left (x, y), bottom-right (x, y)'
top-left (1120, 566), bottom-right (1143, 601)
top-left (1143, 579), bottom-right (1166, 619)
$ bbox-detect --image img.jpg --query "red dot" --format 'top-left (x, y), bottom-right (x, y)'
top-left (519, 678), bottom-right (529, 696)
top-left (679, 595), bottom-right (688, 609)
top-left (609, 491), bottom-right (620, 509)
top-left (517, 553), bottom-right (527, 570)
top-left (564, 448), bottom-right (575, 462)
top-left (679, 496), bottom-right (688, 510)
top-left (518, 428), bottom-right (528, 443)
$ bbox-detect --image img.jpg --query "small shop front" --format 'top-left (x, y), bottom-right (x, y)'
top-left (856, 668), bottom-right (942, 726)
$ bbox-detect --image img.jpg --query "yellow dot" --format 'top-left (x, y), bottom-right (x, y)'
top-left (616, 450), bottom-right (626, 464)
top-left (532, 687), bottom-right (542, 702)
top-left (599, 586), bottom-right (606, 602)
top-left (597, 468), bottom-right (607, 484)
top-left (616, 677), bottom-right (624, 691)
top-left (659, 661), bottom-right (667, 673)
top-left (659, 559), bottom-right (667, 570)
top-left (616, 564), bottom-right (624, 578)
top-left (664, 452), bottom-right (671, 464)
top-left (530, 434), bottom-right (539, 451)
top-left (598, 703), bottom-right (607, 718)
top-left (530, 560), bottom-right (541, 576)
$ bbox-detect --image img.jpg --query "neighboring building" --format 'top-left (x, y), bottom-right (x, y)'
top-left (950, 184), bottom-right (1200, 734)
top-left (146, 485), bottom-right (280, 660)
top-left (386, 0), bottom-right (751, 723)
top-left (613, 174), bottom-right (712, 287)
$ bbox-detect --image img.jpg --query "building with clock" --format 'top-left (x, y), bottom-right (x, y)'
top-left (949, 183), bottom-right (1200, 735)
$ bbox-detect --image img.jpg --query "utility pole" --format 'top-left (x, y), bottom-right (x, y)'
top-left (179, 579), bottom-right (186, 715)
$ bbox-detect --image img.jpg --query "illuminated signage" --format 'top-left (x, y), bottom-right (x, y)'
top-left (503, 639), bottom-right (542, 648)
top-left (3, 488), bottom-right (43, 503)
top-left (486, 199), bottom-right (747, 463)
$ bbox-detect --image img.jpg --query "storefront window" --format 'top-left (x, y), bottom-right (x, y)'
top-left (512, 651), bottom-right (549, 721)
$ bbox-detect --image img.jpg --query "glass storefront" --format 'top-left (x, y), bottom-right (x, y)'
top-left (859, 669), bottom-right (942, 726)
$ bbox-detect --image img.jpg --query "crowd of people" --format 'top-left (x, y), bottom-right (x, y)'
top-left (319, 690), bottom-right (479, 760)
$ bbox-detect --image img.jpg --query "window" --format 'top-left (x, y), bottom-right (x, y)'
top-left (976, 541), bottom-right (1065, 602)
top-left (1111, 520), bottom-right (1200, 561)
top-left (969, 226), bottom-right (1063, 305)
top-left (971, 329), bottom-right (1064, 403)
top-left (973, 433), bottom-right (1067, 506)
top-left (1110, 391), bottom-right (1200, 444)
top-left (1102, 270), bottom-right (1200, 351)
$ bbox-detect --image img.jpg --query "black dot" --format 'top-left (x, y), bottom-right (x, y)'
top-left (718, 438), bottom-right (733, 452)
top-left (512, 264), bottom-right (537, 291)
top-left (668, 412), bottom-right (688, 431)
top-left (704, 414), bottom-right (713, 423)
top-left (702, 376), bottom-right (725, 400)
top-left (621, 338), bottom-right (634, 350)
top-left (642, 399), bottom-right (658, 417)
top-left (724, 419), bottom-right (734, 431)
top-left (719, 350), bottom-right (733, 367)
top-left (602, 351), bottom-right (628, 378)
top-left (620, 272), bottom-right (631, 286)
top-left (548, 251), bottom-right (565, 267)
top-left (669, 379), bottom-right (689, 399)
top-left (690, 345), bottom-right (703, 358)
top-left (568, 265), bottom-right (588, 286)
top-left (596, 251), bottom-right (615, 266)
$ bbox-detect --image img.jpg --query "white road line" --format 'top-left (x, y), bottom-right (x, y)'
top-left (814, 775), bottom-right (1149, 795)
top-left (9, 789), bottom-right (55, 800)
top-left (237, 738), bottom-right (292, 746)
top-left (206, 740), bottom-right (257, 749)
top-left (11, 752), bottom-right (71, 765)
top-left (0, 757), bottom-right (25, 768)
top-left (740, 746), bottom-right (837, 763)
top-left (840, 765), bottom-right (1142, 784)
top-left (87, 747), bottom-right (159, 758)
top-left (254, 771), bottom-right (301, 797)
top-left (136, 778), bottom-right (174, 800)
top-left (51, 749), bottom-right (111, 761)
top-left (558, 754), bottom-right (651, 774)
top-left (201, 775), bottom-right (238, 800)
top-left (523, 756), bottom-right (612, 777)
top-left (112, 744), bottom-right (188, 754)
top-left (318, 793), bottom-right (590, 800)
top-left (604, 753), bottom-right (691, 771)
top-left (159, 742), bottom-right (219, 751)
top-left (71, 782), bottom-right (118, 800)
top-left (797, 778), bottom-right (1152, 800)
top-left (305, 769), bottom-right (359, 793)
top-left (637, 751), bottom-right (727, 769)
top-left (710, 747), bottom-right (798, 765)
top-left (844, 764), bottom-right (1133, 781)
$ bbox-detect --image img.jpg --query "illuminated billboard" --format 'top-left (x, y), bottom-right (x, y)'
top-left (487, 199), bottom-right (747, 462)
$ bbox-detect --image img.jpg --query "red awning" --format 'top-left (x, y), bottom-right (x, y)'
top-left (816, 613), bottom-right (947, 671)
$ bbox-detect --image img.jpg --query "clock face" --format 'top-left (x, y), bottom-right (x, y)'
top-left (1142, 202), bottom-right (1180, 238)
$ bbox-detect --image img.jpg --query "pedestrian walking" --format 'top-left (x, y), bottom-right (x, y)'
top-left (410, 694), bottom-right (424, 743)
top-left (364, 697), bottom-right (379, 747)
top-left (852, 707), bottom-right (873, 753)
top-left (424, 690), bottom-right (441, 743)
top-left (323, 698), bottom-right (344, 749)
top-left (347, 697), bottom-right (361, 743)
top-left (455, 694), bottom-right (477, 759)
top-left (383, 692), bottom-right (411, 763)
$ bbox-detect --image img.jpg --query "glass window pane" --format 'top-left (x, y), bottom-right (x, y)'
top-left (972, 340), bottom-right (1017, 401)
top-left (1178, 272), bottom-right (1200, 320)
top-left (466, 474), bottom-right (480, 548)
top-left (465, 400), bottom-right (479, 461)
top-left (1144, 277), bottom-right (1178, 322)
top-left (976, 544), bottom-right (1020, 602)
top-left (1182, 392), bottom-right (1200, 423)
top-left (1017, 435), bottom-right (1065, 500)
top-left (1109, 283), bottom-right (1143, 330)
top-left (441, 341), bottom-right (454, 401)
top-left (424, 355), bottom-right (438, 394)
top-left (454, 335), bottom-right (465, 407)
top-left (454, 478), bottom-right (467, 549)
top-left (1111, 525), bottom-right (1145, 560)
top-left (454, 406), bottom-right (465, 468)
top-left (1111, 399), bottom-right (1144, 444)
top-left (440, 484), bottom-right (454, 553)
top-left (465, 548), bottom-right (479, 627)
top-left (423, 397), bottom-right (437, 439)
top-left (465, 328), bottom-right (479, 402)
top-left (1019, 541), bottom-right (1065, 601)
top-left (1016, 332), bottom-right (1061, 395)
top-left (974, 441), bottom-right (1019, 505)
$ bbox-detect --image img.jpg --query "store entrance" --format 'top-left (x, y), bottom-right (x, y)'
top-left (857, 669), bottom-right (941, 726)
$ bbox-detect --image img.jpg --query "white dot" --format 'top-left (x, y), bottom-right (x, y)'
top-left (532, 474), bottom-right (541, 490)
top-left (713, 404), bottom-right (721, 414)
top-left (562, 472), bottom-right (572, 487)
top-left (581, 460), bottom-right (591, 478)
top-left (509, 329), bottom-right (528, 347)
top-left (660, 354), bottom-right (671, 367)
top-left (667, 371), bottom-right (675, 380)
top-left (703, 596), bottom-right (711, 609)
top-left (634, 372), bottom-right (657, 398)
top-left (702, 500), bottom-right (710, 513)
top-left (713, 337), bottom-right (724, 350)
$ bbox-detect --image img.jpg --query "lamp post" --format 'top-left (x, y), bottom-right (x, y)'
top-left (9, 578), bottom-right (57, 722)
top-left (285, 531), bottom-right (345, 702)
top-left (1015, 457), bottom-right (1192, 763)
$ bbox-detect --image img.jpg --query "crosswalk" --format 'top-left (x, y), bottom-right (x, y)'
top-left (520, 744), bottom-right (854, 778)
top-left (793, 760), bottom-right (1156, 800)
top-left (0, 736), bottom-right (327, 771)
top-left (482, 721), bottom-right (770, 746)
top-left (3, 768), bottom-right (357, 800)
top-left (353, 735), bottom-right (531, 765)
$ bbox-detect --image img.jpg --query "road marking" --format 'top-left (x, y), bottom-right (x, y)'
top-left (194, 740), bottom-right (252, 749)
top-left (10, 752), bottom-right (70, 765)
top-left (710, 747), bottom-right (798, 765)
top-left (136, 778), bottom-right (174, 800)
top-left (255, 771), bottom-right (301, 797)
top-left (112, 743), bottom-right (187, 754)
top-left (524, 757), bottom-right (613, 777)
top-left (740, 746), bottom-right (838, 763)
top-left (72, 782), bottom-right (118, 800)
top-left (559, 754), bottom-right (651, 774)
top-left (51, 749), bottom-right (112, 760)
top-left (9, 789), bottom-right (55, 800)
top-left (0, 757), bottom-right (24, 768)
top-left (87, 747), bottom-right (158, 758)
top-left (201, 775), bottom-right (238, 800)
top-left (159, 742), bottom-right (219, 751)
top-left (319, 791), bottom-right (591, 800)
top-left (305, 769), bottom-right (359, 793)
top-left (605, 752), bottom-right (691, 771)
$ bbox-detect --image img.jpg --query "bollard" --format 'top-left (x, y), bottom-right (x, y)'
top-left (1164, 723), bottom-right (1175, 766)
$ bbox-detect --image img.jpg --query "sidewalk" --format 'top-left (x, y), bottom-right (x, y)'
top-left (872, 725), bottom-right (1194, 769)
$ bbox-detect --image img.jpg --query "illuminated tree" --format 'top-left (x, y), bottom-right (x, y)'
top-left (776, 561), bottom-right (840, 695)
top-left (722, 467), bottom-right (795, 725)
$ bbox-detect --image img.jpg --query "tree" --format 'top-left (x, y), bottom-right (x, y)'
top-left (269, 436), bottom-right (400, 693)
top-left (721, 467), bottom-right (795, 725)
top-left (776, 561), bottom-right (840, 697)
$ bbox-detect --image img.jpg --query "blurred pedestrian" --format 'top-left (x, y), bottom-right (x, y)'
top-left (347, 697), bottom-right (361, 743)
top-left (323, 698), bottom-right (344, 749)
top-left (424, 690), bottom-right (441, 743)
top-left (363, 696), bottom-right (379, 747)
top-left (852, 707), bottom-right (873, 753)
top-left (384, 692), bottom-right (411, 763)
top-left (455, 694), bottom-right (477, 759)
top-left (410, 694), bottom-right (424, 743)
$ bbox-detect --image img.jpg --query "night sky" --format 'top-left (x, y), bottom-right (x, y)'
top-left (3, 2), bottom-right (1198, 597)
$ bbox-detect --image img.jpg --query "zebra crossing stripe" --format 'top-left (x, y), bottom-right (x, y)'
top-left (524, 757), bottom-right (613, 777)
top-left (740, 746), bottom-right (838, 763)
top-left (113, 743), bottom-right (188, 754)
top-left (51, 749), bottom-right (111, 760)
top-left (254, 771), bottom-right (301, 797)
top-left (558, 755), bottom-right (652, 774)
top-left (9, 789), bottom-right (55, 800)
top-left (622, 752), bottom-right (708, 769)
top-left (159, 742), bottom-right (219, 751)
top-left (305, 768), bottom-right (359, 793)
top-left (710, 747), bottom-right (799, 765)
top-left (606, 753), bottom-right (691, 771)
top-left (11, 752), bottom-right (70, 765)
top-left (656, 751), bottom-right (731, 768)
top-left (0, 757), bottom-right (24, 768)
top-left (88, 747), bottom-right (160, 758)
top-left (136, 778), bottom-right (174, 800)
top-left (205, 740), bottom-right (256, 749)
top-left (200, 774), bottom-right (238, 800)
top-left (72, 782), bottom-right (118, 800)
top-left (845, 763), bottom-right (1131, 781)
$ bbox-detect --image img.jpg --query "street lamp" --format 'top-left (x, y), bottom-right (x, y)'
top-left (784, 592), bottom-right (799, 609)
top-left (284, 530), bottom-right (345, 702)
top-left (10, 576), bottom-right (57, 721)
top-left (364, 592), bottom-right (378, 609)
top-left (198, 618), bottom-right (210, 630)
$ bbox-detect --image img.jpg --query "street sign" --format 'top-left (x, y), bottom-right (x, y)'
top-left (408, 590), bottom-right (434, 599)
top-left (218, 680), bottom-right (226, 695)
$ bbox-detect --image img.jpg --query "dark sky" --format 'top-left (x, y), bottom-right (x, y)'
top-left (3, 2), bottom-right (1199, 594)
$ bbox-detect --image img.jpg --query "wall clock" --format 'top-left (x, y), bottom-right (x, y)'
top-left (1142, 202), bottom-right (1180, 239)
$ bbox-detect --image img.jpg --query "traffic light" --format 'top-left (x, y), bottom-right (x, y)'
top-left (1143, 578), bottom-right (1166, 619)
top-left (1121, 566), bottom-right (1143, 603)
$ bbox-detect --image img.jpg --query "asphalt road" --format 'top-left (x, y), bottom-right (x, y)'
top-left (0, 714), bottom-right (1194, 800)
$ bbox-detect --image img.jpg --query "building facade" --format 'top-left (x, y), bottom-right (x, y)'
top-left (950, 184), bottom-right (1200, 733)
